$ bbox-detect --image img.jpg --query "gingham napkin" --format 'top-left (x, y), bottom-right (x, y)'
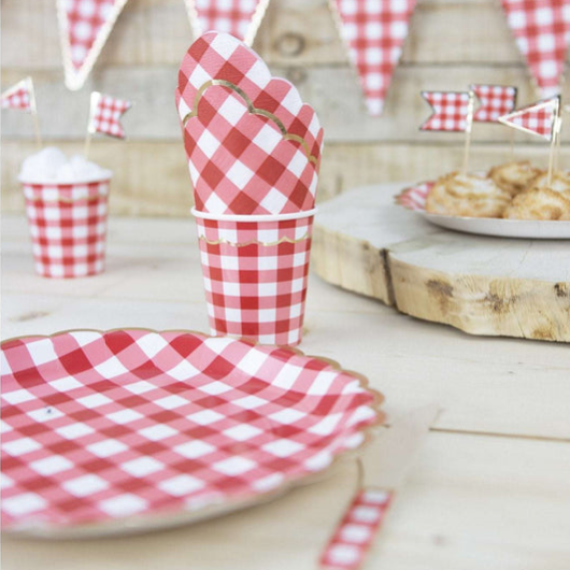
top-left (175, 32), bottom-right (324, 215)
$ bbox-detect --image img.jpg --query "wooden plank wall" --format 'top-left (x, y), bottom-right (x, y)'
top-left (2, 0), bottom-right (569, 216)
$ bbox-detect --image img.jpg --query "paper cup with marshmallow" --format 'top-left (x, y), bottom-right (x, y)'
top-left (19, 147), bottom-right (112, 278)
top-left (176, 32), bottom-right (324, 345)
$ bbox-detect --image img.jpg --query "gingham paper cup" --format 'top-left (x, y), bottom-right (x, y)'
top-left (20, 176), bottom-right (111, 278)
top-left (192, 208), bottom-right (317, 346)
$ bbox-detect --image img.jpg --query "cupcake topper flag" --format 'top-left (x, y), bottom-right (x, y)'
top-left (84, 92), bottom-right (132, 159)
top-left (420, 90), bottom-right (475, 174)
top-left (1, 77), bottom-right (41, 148)
top-left (498, 96), bottom-right (562, 185)
top-left (470, 84), bottom-right (518, 156)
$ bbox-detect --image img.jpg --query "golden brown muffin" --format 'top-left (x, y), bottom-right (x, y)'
top-left (503, 187), bottom-right (570, 220)
top-left (488, 161), bottom-right (542, 196)
top-left (531, 170), bottom-right (570, 199)
top-left (426, 171), bottom-right (511, 218)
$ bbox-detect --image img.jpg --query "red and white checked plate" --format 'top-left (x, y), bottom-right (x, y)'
top-left (0, 329), bottom-right (384, 537)
top-left (396, 181), bottom-right (570, 239)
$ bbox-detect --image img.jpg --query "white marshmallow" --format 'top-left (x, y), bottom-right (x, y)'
top-left (19, 147), bottom-right (112, 183)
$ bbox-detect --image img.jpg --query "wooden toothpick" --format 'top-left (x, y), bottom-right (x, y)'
top-left (461, 90), bottom-right (475, 174)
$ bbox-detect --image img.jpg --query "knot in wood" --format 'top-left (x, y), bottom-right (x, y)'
top-left (275, 32), bottom-right (306, 57)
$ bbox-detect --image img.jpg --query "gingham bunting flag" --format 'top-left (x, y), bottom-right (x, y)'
top-left (57, 0), bottom-right (129, 90)
top-left (498, 96), bottom-right (560, 140)
top-left (420, 91), bottom-right (471, 132)
top-left (500, 0), bottom-right (570, 96)
top-left (176, 32), bottom-right (324, 215)
top-left (88, 92), bottom-right (131, 139)
top-left (471, 84), bottom-right (518, 123)
top-left (184, 0), bottom-right (270, 45)
top-left (331, 0), bottom-right (418, 116)
top-left (1, 77), bottom-right (35, 112)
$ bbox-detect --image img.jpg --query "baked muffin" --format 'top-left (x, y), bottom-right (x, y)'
top-left (426, 172), bottom-right (511, 218)
top-left (488, 161), bottom-right (542, 196)
top-left (503, 187), bottom-right (570, 220)
top-left (531, 170), bottom-right (570, 199)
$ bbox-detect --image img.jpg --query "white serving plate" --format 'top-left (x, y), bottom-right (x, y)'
top-left (396, 181), bottom-right (570, 240)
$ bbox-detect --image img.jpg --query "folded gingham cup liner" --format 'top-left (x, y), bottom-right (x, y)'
top-left (0, 329), bottom-right (385, 538)
top-left (194, 208), bottom-right (316, 346)
top-left (175, 31), bottom-right (324, 215)
top-left (395, 180), bottom-right (570, 239)
top-left (20, 177), bottom-right (112, 278)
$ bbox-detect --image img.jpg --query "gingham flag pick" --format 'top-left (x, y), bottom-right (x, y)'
top-left (498, 96), bottom-right (560, 140)
top-left (500, 0), bottom-right (570, 97)
top-left (1, 77), bottom-right (34, 112)
top-left (471, 84), bottom-right (518, 123)
top-left (57, 0), bottom-right (130, 90)
top-left (88, 92), bottom-right (131, 139)
top-left (184, 0), bottom-right (270, 46)
top-left (1, 77), bottom-right (42, 146)
top-left (331, 0), bottom-right (418, 116)
top-left (420, 91), bottom-right (472, 132)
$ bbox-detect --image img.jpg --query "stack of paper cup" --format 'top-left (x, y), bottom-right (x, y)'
top-left (176, 32), bottom-right (324, 346)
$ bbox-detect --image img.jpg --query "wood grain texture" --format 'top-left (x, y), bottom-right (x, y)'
top-left (3, 141), bottom-right (569, 214)
top-left (3, 141), bottom-right (568, 215)
top-left (2, 65), bottom-right (569, 142)
top-left (2, 215), bottom-right (570, 569)
top-left (2, 0), bottom-right (569, 68)
top-left (2, 433), bottom-right (569, 570)
top-left (3, 214), bottom-right (570, 438)
top-left (1, 0), bottom-right (568, 216)
top-left (312, 184), bottom-right (570, 343)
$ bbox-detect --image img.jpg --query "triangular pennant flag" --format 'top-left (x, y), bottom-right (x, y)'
top-left (1, 77), bottom-right (35, 112)
top-left (470, 84), bottom-right (517, 123)
top-left (88, 92), bottom-right (131, 139)
top-left (498, 96), bottom-right (560, 140)
top-left (500, 0), bottom-right (570, 96)
top-left (420, 91), bottom-right (471, 132)
top-left (331, 0), bottom-right (418, 116)
top-left (184, 0), bottom-right (270, 46)
top-left (57, 0), bottom-right (129, 90)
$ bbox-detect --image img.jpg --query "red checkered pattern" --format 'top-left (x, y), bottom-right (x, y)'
top-left (420, 91), bottom-right (471, 132)
top-left (90, 93), bottom-right (131, 139)
top-left (187, 0), bottom-right (266, 42)
top-left (1, 79), bottom-right (32, 112)
top-left (471, 84), bottom-right (518, 122)
top-left (62, 0), bottom-right (126, 70)
top-left (498, 96), bottom-right (559, 140)
top-left (395, 182), bottom-right (432, 211)
top-left (22, 179), bottom-right (111, 278)
top-left (500, 0), bottom-right (570, 96)
top-left (195, 214), bottom-right (314, 346)
top-left (320, 488), bottom-right (393, 570)
top-left (333, 0), bottom-right (417, 116)
top-left (176, 32), bottom-right (324, 215)
top-left (0, 330), bottom-right (380, 532)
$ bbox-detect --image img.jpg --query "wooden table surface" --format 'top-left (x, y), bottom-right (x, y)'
top-left (2, 214), bottom-right (570, 570)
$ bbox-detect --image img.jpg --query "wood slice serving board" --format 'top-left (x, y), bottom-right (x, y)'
top-left (312, 183), bottom-right (570, 343)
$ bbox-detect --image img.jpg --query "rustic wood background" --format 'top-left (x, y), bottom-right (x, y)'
top-left (2, 0), bottom-right (569, 216)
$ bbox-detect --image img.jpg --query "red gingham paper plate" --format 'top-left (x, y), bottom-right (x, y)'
top-left (396, 181), bottom-right (570, 240)
top-left (0, 329), bottom-right (384, 538)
